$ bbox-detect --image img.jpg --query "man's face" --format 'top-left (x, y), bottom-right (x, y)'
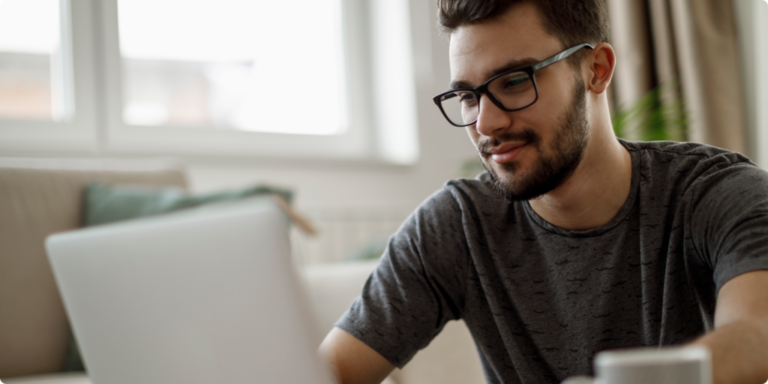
top-left (449, 3), bottom-right (590, 201)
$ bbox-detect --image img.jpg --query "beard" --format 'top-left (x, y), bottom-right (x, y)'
top-left (480, 78), bottom-right (589, 202)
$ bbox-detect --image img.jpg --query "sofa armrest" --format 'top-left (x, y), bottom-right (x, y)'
top-left (0, 159), bottom-right (187, 378)
top-left (2, 373), bottom-right (90, 384)
top-left (300, 261), bottom-right (485, 384)
top-left (300, 261), bottom-right (379, 342)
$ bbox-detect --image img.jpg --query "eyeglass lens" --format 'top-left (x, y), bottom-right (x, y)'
top-left (438, 71), bottom-right (536, 126)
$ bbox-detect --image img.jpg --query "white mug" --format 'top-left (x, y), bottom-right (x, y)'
top-left (562, 346), bottom-right (712, 384)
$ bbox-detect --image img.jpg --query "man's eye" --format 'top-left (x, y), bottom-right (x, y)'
top-left (505, 76), bottom-right (529, 88)
top-left (459, 93), bottom-right (477, 104)
top-left (499, 73), bottom-right (531, 92)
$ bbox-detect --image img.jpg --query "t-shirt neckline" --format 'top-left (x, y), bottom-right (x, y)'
top-left (521, 139), bottom-right (640, 238)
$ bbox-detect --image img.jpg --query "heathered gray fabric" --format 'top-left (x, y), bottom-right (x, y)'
top-left (336, 140), bottom-right (768, 384)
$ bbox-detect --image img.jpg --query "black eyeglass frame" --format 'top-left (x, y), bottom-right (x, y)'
top-left (432, 43), bottom-right (595, 127)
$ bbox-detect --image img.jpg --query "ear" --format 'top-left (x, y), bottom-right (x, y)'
top-left (584, 43), bottom-right (615, 94)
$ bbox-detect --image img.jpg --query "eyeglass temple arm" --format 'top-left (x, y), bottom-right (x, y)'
top-left (532, 43), bottom-right (595, 71)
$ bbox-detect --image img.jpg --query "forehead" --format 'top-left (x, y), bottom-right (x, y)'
top-left (448, 2), bottom-right (563, 86)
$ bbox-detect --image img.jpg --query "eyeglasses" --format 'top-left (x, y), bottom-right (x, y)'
top-left (433, 43), bottom-right (594, 127)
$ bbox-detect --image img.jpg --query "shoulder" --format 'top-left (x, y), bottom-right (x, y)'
top-left (416, 172), bottom-right (505, 219)
top-left (624, 141), bottom-right (768, 231)
top-left (400, 172), bottom-right (507, 238)
top-left (623, 140), bottom-right (760, 190)
top-left (622, 140), bottom-right (753, 169)
top-left (445, 172), bottom-right (500, 201)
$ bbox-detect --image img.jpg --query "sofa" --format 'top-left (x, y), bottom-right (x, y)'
top-left (0, 158), bottom-right (485, 384)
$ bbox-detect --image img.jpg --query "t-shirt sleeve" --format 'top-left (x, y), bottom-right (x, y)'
top-left (688, 160), bottom-right (768, 293)
top-left (334, 187), bottom-right (470, 368)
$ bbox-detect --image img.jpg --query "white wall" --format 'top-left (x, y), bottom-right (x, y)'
top-left (186, 0), bottom-right (477, 214)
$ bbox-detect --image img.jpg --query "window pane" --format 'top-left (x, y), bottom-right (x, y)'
top-left (118, 0), bottom-right (347, 135)
top-left (0, 0), bottom-right (68, 121)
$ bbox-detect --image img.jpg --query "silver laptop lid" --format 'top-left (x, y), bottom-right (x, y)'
top-left (46, 198), bottom-right (335, 384)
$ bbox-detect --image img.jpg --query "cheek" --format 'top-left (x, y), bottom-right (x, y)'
top-left (511, 103), bottom-right (551, 139)
top-left (465, 126), bottom-right (481, 148)
top-left (522, 82), bottom-right (573, 134)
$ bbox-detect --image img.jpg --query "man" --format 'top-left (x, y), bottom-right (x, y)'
top-left (319, 1), bottom-right (768, 383)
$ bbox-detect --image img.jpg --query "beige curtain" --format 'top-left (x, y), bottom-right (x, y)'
top-left (607, 0), bottom-right (746, 154)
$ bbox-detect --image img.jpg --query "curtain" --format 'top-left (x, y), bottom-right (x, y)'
top-left (606, 0), bottom-right (746, 154)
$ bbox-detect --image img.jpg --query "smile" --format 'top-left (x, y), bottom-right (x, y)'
top-left (489, 142), bottom-right (528, 164)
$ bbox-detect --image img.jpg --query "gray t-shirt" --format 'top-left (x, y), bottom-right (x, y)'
top-left (336, 140), bottom-right (768, 384)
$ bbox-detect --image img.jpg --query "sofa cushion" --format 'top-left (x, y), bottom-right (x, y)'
top-left (83, 183), bottom-right (293, 226)
top-left (0, 159), bottom-right (187, 378)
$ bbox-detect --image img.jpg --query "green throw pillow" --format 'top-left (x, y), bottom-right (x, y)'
top-left (83, 183), bottom-right (292, 226)
top-left (63, 183), bottom-right (294, 372)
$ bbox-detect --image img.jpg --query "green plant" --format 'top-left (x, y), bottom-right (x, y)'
top-left (612, 83), bottom-right (689, 141)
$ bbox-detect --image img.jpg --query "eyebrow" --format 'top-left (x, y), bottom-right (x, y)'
top-left (449, 57), bottom-right (540, 90)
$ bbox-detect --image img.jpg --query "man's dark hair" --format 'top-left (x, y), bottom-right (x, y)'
top-left (437, 0), bottom-right (610, 67)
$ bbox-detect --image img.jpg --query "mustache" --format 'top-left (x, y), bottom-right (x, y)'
top-left (478, 129), bottom-right (541, 157)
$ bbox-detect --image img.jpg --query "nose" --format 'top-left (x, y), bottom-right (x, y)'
top-left (474, 94), bottom-right (512, 138)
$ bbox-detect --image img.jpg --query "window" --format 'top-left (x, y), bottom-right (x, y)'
top-left (0, 0), bottom-right (67, 121)
top-left (117, 0), bottom-right (346, 134)
top-left (0, 0), bottom-right (419, 164)
top-left (0, 0), bottom-right (98, 152)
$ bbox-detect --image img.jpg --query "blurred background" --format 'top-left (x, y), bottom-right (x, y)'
top-left (1, 1), bottom-right (767, 383)
top-left (0, 0), bottom-right (766, 264)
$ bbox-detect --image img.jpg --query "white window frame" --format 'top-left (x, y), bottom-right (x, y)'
top-left (0, 0), bottom-right (420, 165)
top-left (0, 0), bottom-right (99, 153)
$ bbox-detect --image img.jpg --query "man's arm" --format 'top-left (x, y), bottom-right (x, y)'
top-left (690, 270), bottom-right (768, 384)
top-left (319, 327), bottom-right (396, 384)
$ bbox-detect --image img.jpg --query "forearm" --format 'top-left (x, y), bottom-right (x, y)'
top-left (689, 318), bottom-right (768, 384)
top-left (319, 327), bottom-right (395, 384)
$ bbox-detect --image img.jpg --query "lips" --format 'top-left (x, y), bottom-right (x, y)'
top-left (488, 142), bottom-right (528, 164)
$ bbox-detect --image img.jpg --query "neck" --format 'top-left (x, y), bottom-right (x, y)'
top-left (528, 132), bottom-right (632, 232)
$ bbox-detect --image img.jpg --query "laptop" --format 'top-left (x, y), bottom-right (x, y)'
top-left (46, 198), bottom-right (336, 384)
